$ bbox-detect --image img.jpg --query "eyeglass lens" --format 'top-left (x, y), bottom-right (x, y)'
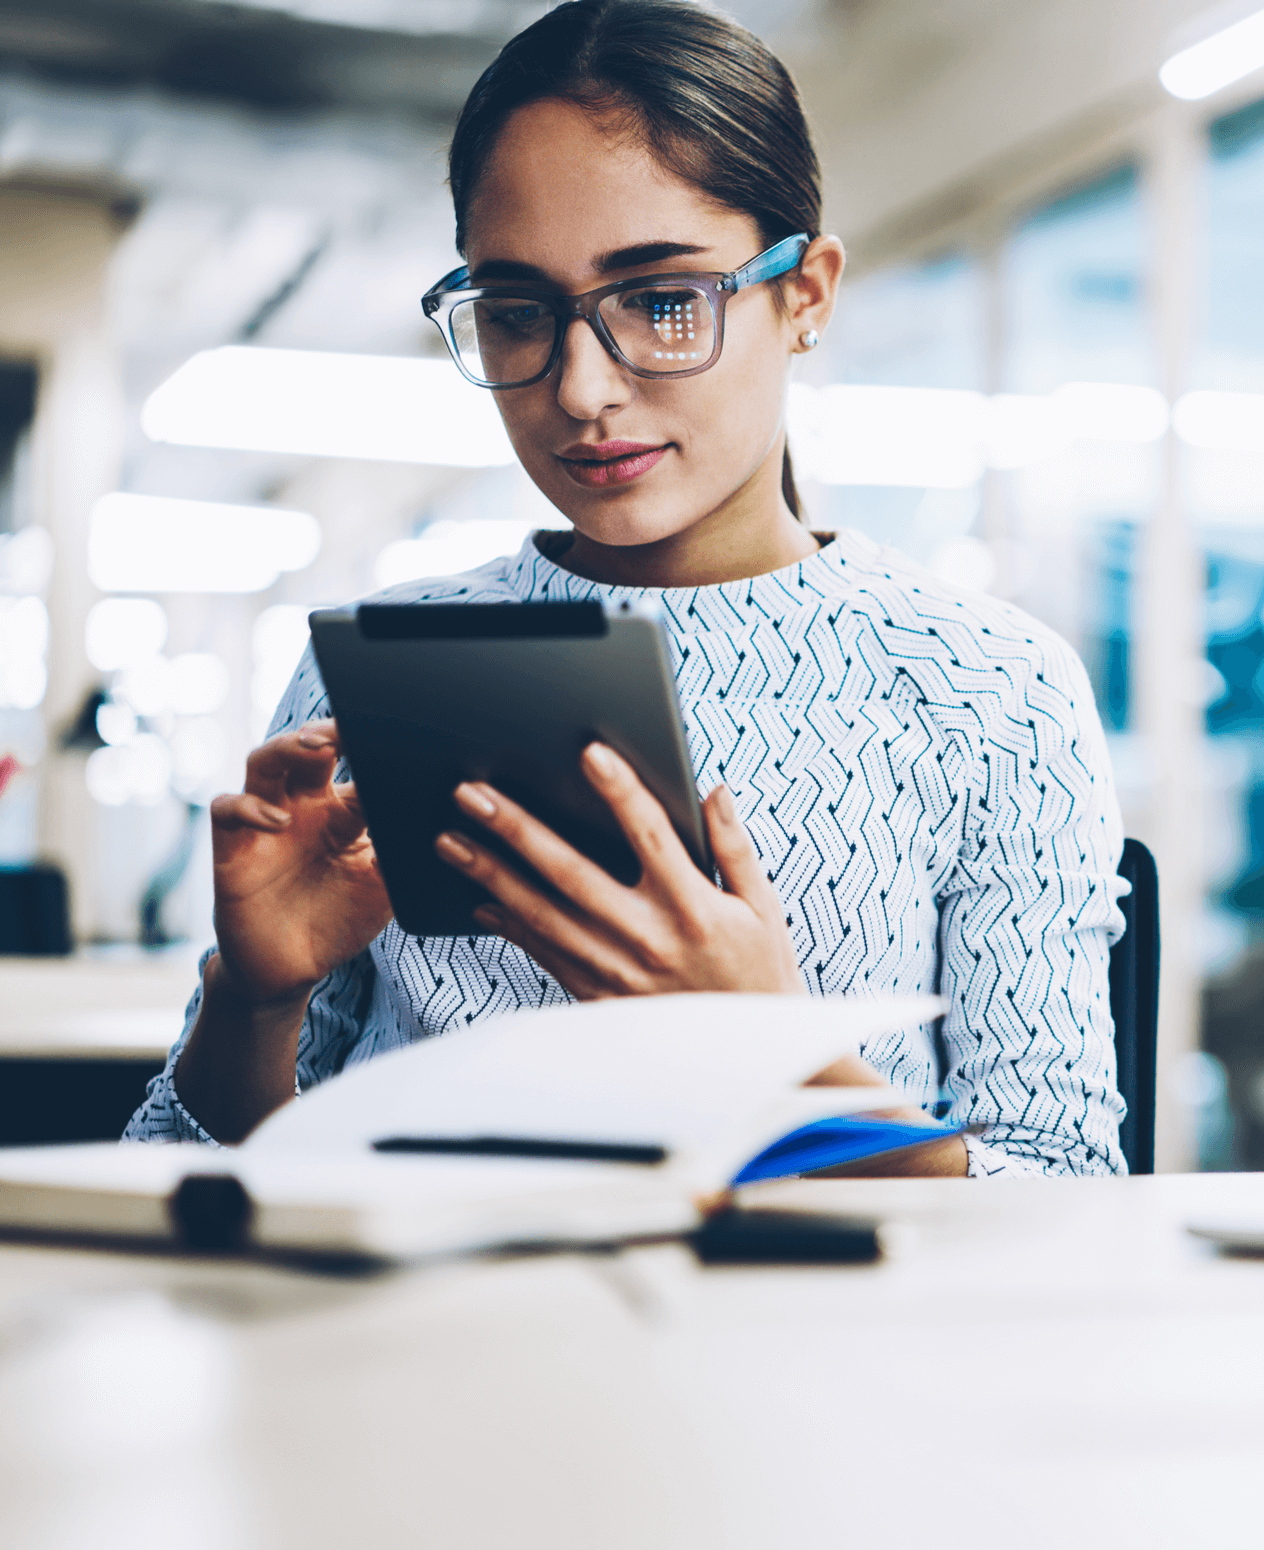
top-left (449, 283), bottom-right (718, 385)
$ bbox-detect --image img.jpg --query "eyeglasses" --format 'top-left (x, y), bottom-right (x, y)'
top-left (421, 232), bottom-right (810, 390)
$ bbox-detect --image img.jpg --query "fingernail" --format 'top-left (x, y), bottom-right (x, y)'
top-left (299, 724), bottom-right (333, 748)
top-left (584, 742), bottom-right (616, 777)
top-left (455, 782), bottom-right (496, 818)
top-left (436, 832), bottom-right (475, 865)
top-left (261, 803), bottom-right (291, 825)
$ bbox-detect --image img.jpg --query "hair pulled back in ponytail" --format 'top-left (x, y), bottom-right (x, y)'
top-left (447, 0), bottom-right (822, 519)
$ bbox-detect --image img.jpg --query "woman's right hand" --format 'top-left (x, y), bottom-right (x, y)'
top-left (208, 721), bottom-right (393, 1004)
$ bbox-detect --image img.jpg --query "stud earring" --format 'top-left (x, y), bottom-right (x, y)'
top-left (798, 329), bottom-right (819, 350)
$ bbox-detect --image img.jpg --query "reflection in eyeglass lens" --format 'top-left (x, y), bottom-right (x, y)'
top-left (449, 285), bottom-right (718, 384)
top-left (599, 287), bottom-right (714, 369)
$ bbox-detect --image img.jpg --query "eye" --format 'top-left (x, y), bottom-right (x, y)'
top-left (483, 302), bottom-right (551, 328)
top-left (620, 288), bottom-right (699, 315)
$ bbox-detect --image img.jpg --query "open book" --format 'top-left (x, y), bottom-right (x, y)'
top-left (0, 992), bottom-right (960, 1261)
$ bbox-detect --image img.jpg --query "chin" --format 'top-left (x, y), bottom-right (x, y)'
top-left (567, 504), bottom-right (697, 550)
top-left (533, 476), bottom-right (702, 551)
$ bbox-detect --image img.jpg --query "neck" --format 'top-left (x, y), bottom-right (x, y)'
top-left (551, 444), bottom-right (820, 589)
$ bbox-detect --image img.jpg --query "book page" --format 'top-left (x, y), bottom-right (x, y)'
top-left (250, 992), bottom-right (943, 1183)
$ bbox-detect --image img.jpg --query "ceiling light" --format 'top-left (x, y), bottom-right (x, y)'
top-left (1173, 390), bottom-right (1264, 450)
top-left (1052, 382), bottom-right (1170, 443)
top-left (143, 347), bottom-right (516, 469)
top-left (1160, 8), bottom-right (1264, 100)
top-left (788, 385), bottom-right (987, 488)
top-left (789, 382), bottom-right (1171, 488)
top-left (89, 494), bottom-right (321, 594)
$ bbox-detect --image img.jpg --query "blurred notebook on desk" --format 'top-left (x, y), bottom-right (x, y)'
top-left (0, 992), bottom-right (962, 1262)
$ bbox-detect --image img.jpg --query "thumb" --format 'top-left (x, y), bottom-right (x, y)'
top-left (703, 785), bottom-right (781, 916)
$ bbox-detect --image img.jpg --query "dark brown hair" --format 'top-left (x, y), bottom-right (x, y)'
top-left (447, 0), bottom-right (822, 518)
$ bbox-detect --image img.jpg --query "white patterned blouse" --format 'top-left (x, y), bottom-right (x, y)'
top-left (125, 529), bottom-right (1128, 1175)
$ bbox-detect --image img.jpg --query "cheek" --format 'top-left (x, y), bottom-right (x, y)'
top-left (680, 334), bottom-right (788, 474)
top-left (492, 390), bottom-right (557, 475)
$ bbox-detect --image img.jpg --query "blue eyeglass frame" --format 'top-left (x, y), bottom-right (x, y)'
top-left (421, 232), bottom-right (811, 389)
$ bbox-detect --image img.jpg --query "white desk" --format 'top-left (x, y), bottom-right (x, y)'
top-left (0, 950), bottom-right (201, 1060)
top-left (1, 1173), bottom-right (1262, 1550)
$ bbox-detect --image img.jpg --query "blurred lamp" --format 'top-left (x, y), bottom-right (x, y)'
top-left (1160, 8), bottom-right (1264, 99)
top-left (142, 347), bottom-right (516, 468)
top-left (89, 493), bottom-right (320, 593)
top-left (85, 599), bottom-right (169, 671)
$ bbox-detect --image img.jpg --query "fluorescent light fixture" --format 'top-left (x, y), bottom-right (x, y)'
top-left (1052, 382), bottom-right (1170, 443)
top-left (788, 385), bottom-right (986, 488)
top-left (192, 0), bottom-right (521, 37)
top-left (143, 347), bottom-right (516, 468)
top-left (375, 519), bottom-right (564, 589)
top-left (89, 493), bottom-right (321, 593)
top-left (788, 382), bottom-right (1169, 487)
top-left (1160, 7), bottom-right (1264, 100)
top-left (982, 395), bottom-right (1069, 470)
top-left (1172, 390), bottom-right (1264, 450)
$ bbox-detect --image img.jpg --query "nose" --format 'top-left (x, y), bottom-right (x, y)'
top-left (553, 315), bottom-right (631, 422)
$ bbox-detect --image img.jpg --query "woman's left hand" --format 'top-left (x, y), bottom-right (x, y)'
top-left (434, 742), bottom-right (804, 999)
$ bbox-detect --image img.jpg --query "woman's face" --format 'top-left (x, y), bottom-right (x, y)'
top-left (463, 98), bottom-right (824, 551)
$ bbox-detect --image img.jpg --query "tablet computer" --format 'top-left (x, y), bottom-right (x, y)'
top-left (308, 598), bottom-right (711, 938)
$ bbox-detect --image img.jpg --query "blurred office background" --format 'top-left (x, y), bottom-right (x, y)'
top-left (3, 0), bottom-right (1264, 1166)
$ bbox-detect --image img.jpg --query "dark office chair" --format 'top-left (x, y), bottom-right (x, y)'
top-left (0, 862), bottom-right (72, 955)
top-left (1109, 838), bottom-right (1159, 1175)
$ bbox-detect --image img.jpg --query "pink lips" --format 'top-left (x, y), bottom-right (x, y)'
top-left (558, 440), bottom-right (669, 488)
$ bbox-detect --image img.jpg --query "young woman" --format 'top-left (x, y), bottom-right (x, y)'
top-left (127, 0), bottom-right (1127, 1176)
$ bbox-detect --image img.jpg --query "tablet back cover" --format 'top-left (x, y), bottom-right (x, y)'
top-left (309, 601), bottom-right (709, 937)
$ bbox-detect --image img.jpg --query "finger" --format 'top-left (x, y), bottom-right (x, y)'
top-left (325, 779), bottom-right (371, 848)
top-left (436, 830), bottom-right (652, 991)
top-left (703, 784), bottom-right (782, 916)
top-left (451, 781), bottom-right (632, 921)
top-left (472, 905), bottom-right (610, 1001)
top-left (210, 792), bottom-right (293, 833)
top-left (244, 724), bottom-right (340, 804)
top-left (580, 743), bottom-right (703, 888)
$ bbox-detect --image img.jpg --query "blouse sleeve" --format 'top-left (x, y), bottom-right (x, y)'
top-left (123, 640), bottom-right (379, 1144)
top-left (122, 948), bottom-right (379, 1144)
top-left (934, 628), bottom-right (1129, 1176)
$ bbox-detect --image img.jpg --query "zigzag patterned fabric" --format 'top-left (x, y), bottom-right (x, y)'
top-left (126, 529), bottom-right (1128, 1175)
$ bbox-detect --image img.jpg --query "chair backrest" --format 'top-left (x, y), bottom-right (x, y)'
top-left (0, 863), bottom-right (72, 956)
top-left (1109, 838), bottom-right (1159, 1175)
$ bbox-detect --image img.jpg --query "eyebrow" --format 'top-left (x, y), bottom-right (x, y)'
top-left (470, 241), bottom-right (713, 285)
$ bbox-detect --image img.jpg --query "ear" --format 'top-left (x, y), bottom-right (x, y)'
top-left (785, 235), bottom-right (846, 352)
